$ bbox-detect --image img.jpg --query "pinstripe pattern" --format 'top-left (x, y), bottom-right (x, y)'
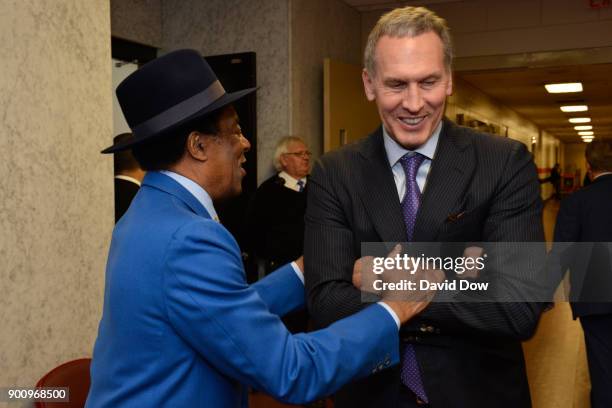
top-left (304, 118), bottom-right (545, 408)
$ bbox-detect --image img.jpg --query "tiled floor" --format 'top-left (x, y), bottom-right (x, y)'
top-left (251, 199), bottom-right (592, 408)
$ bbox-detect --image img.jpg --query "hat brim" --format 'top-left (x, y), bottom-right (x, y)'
top-left (101, 86), bottom-right (257, 154)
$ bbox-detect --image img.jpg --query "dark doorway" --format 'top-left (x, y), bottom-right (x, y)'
top-left (205, 52), bottom-right (257, 279)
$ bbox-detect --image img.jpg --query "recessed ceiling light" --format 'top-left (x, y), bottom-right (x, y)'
top-left (574, 125), bottom-right (593, 131)
top-left (578, 131), bottom-right (594, 136)
top-left (569, 117), bottom-right (591, 123)
top-left (545, 82), bottom-right (583, 93)
top-left (561, 105), bottom-right (588, 112)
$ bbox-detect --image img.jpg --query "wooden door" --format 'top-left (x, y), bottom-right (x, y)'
top-left (323, 59), bottom-right (380, 153)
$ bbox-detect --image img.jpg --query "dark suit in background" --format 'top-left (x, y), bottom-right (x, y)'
top-left (114, 176), bottom-right (140, 222)
top-left (113, 132), bottom-right (144, 223)
top-left (247, 174), bottom-right (306, 272)
top-left (247, 174), bottom-right (308, 333)
top-left (305, 120), bottom-right (545, 408)
top-left (553, 173), bottom-right (612, 408)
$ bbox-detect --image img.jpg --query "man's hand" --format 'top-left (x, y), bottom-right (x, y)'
top-left (352, 244), bottom-right (444, 324)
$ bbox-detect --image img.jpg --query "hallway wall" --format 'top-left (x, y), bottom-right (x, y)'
top-left (0, 0), bottom-right (113, 388)
top-left (161, 0), bottom-right (291, 182)
top-left (290, 0), bottom-right (362, 158)
top-left (111, 0), bottom-right (162, 47)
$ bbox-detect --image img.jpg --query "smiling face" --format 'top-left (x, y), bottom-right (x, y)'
top-left (280, 140), bottom-right (311, 179)
top-left (205, 105), bottom-right (251, 201)
top-left (362, 31), bottom-right (452, 149)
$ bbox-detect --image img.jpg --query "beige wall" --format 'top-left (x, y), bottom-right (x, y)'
top-left (447, 77), bottom-right (539, 147)
top-left (446, 77), bottom-right (560, 200)
top-left (0, 0), bottom-right (113, 390)
top-left (111, 0), bottom-right (162, 47)
top-left (290, 0), bottom-right (362, 158)
top-left (161, 0), bottom-right (290, 182)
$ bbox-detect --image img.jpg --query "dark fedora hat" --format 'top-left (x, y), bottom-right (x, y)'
top-left (102, 49), bottom-right (256, 154)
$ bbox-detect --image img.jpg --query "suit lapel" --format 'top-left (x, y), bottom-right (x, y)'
top-left (357, 128), bottom-right (407, 243)
top-left (415, 119), bottom-right (475, 241)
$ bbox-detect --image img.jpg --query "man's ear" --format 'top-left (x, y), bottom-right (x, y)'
top-left (446, 70), bottom-right (453, 96)
top-left (278, 153), bottom-right (288, 170)
top-left (362, 69), bottom-right (376, 102)
top-left (186, 131), bottom-right (209, 161)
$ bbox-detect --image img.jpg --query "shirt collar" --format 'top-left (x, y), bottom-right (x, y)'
top-left (383, 121), bottom-right (442, 167)
top-left (278, 171), bottom-right (306, 190)
top-left (593, 171), bottom-right (612, 180)
top-left (159, 170), bottom-right (219, 221)
top-left (114, 174), bottom-right (141, 186)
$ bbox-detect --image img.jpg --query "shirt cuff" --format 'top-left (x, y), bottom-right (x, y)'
top-left (377, 302), bottom-right (400, 330)
top-left (290, 261), bottom-right (304, 285)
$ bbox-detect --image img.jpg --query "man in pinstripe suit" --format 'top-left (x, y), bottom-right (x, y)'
top-left (304, 6), bottom-right (546, 408)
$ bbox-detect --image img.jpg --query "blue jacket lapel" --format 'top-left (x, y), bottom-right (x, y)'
top-left (141, 172), bottom-right (212, 219)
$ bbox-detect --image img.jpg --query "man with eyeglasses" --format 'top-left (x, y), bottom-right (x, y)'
top-left (247, 136), bottom-right (312, 332)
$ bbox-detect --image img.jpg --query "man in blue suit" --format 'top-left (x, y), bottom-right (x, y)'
top-left (86, 50), bottom-right (440, 407)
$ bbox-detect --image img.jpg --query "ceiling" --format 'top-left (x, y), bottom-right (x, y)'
top-left (456, 63), bottom-right (612, 143)
top-left (342, 0), bottom-right (461, 12)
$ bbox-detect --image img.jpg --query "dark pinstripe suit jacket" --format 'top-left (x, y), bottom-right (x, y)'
top-left (553, 173), bottom-right (612, 318)
top-left (304, 119), bottom-right (546, 408)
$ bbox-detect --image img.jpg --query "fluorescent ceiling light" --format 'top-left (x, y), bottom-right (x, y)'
top-left (581, 135), bottom-right (595, 139)
top-left (578, 131), bottom-right (594, 136)
top-left (569, 117), bottom-right (591, 123)
top-left (582, 139), bottom-right (594, 143)
top-left (561, 105), bottom-right (588, 112)
top-left (545, 82), bottom-right (583, 93)
top-left (574, 125), bottom-right (593, 131)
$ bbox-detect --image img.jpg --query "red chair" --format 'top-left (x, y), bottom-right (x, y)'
top-left (35, 358), bottom-right (91, 408)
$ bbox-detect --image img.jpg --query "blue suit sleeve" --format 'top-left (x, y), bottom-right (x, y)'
top-left (252, 263), bottom-right (305, 317)
top-left (163, 220), bottom-right (399, 404)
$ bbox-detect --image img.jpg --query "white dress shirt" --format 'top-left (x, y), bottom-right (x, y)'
top-left (377, 123), bottom-right (443, 328)
top-left (278, 171), bottom-right (307, 192)
top-left (383, 121), bottom-right (442, 201)
top-left (114, 174), bottom-right (142, 187)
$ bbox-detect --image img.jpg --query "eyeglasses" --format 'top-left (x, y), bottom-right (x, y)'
top-left (283, 151), bottom-right (312, 159)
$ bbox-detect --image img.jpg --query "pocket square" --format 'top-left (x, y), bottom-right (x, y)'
top-left (446, 211), bottom-right (466, 222)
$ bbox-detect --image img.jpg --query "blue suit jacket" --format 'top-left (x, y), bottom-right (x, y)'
top-left (86, 172), bottom-right (399, 407)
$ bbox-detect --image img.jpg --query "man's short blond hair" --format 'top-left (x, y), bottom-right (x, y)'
top-left (273, 136), bottom-right (307, 172)
top-left (586, 141), bottom-right (612, 172)
top-left (364, 6), bottom-right (453, 75)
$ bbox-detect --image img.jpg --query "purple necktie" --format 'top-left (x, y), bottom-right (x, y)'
top-left (398, 152), bottom-right (428, 403)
